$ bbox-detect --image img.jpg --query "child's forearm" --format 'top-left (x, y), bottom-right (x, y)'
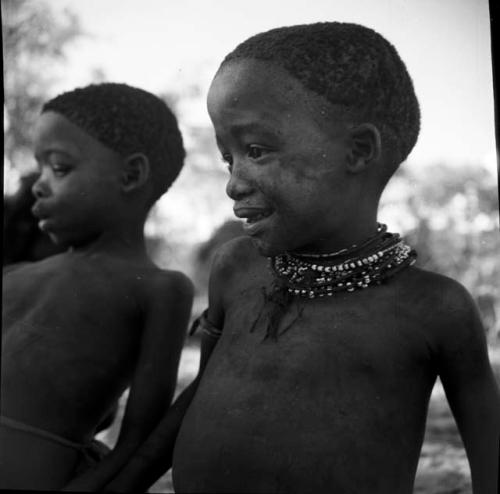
top-left (103, 379), bottom-right (200, 493)
top-left (61, 438), bottom-right (143, 492)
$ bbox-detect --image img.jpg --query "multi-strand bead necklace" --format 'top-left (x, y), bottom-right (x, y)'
top-left (269, 223), bottom-right (417, 299)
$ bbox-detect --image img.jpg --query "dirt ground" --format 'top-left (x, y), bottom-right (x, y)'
top-left (99, 344), bottom-right (500, 493)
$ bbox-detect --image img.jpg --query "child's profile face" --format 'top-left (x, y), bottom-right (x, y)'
top-left (207, 59), bottom-right (356, 256)
top-left (31, 111), bottom-right (124, 247)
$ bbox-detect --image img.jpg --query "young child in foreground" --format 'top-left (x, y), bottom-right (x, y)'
top-left (0, 83), bottom-right (193, 490)
top-left (104, 23), bottom-right (500, 493)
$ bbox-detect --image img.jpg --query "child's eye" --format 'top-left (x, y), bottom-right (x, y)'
top-left (221, 153), bottom-right (233, 166)
top-left (51, 163), bottom-right (71, 177)
top-left (247, 145), bottom-right (268, 160)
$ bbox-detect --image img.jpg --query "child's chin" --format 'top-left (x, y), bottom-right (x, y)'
top-left (47, 231), bottom-right (63, 245)
top-left (47, 231), bottom-right (79, 249)
top-left (48, 233), bottom-right (72, 248)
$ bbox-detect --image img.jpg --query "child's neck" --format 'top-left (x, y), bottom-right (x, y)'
top-left (71, 224), bottom-right (150, 262)
top-left (295, 220), bottom-right (381, 262)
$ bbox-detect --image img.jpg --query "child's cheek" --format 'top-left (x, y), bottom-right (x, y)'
top-left (281, 151), bottom-right (324, 183)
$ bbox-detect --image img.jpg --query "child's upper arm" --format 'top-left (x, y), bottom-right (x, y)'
top-left (95, 252), bottom-right (237, 491)
top-left (435, 279), bottom-right (495, 392)
top-left (60, 271), bottom-right (194, 491)
top-left (433, 278), bottom-right (500, 492)
top-left (119, 271), bottom-right (194, 440)
top-left (198, 236), bottom-right (250, 373)
top-left (206, 237), bottom-right (250, 320)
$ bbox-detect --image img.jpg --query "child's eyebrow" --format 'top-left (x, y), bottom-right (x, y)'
top-left (34, 147), bottom-right (78, 161)
top-left (229, 122), bottom-right (279, 140)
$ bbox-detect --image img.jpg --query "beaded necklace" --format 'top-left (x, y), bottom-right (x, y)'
top-left (268, 224), bottom-right (417, 299)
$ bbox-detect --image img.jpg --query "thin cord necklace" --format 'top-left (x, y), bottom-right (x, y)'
top-left (268, 223), bottom-right (417, 299)
top-left (293, 223), bottom-right (387, 259)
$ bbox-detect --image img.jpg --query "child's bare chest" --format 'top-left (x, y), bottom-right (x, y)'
top-left (175, 284), bottom-right (436, 493)
top-left (221, 280), bottom-right (433, 376)
top-left (1, 258), bottom-right (148, 434)
top-left (4, 257), bottom-right (139, 329)
top-left (2, 259), bottom-right (144, 386)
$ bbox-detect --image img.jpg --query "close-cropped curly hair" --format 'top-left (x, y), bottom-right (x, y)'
top-left (42, 83), bottom-right (185, 204)
top-left (221, 22), bottom-right (420, 168)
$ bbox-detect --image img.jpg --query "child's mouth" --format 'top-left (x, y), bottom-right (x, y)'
top-left (234, 207), bottom-right (273, 233)
top-left (245, 211), bottom-right (272, 224)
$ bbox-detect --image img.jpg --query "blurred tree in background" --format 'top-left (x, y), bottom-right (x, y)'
top-left (3, 0), bottom-right (82, 179)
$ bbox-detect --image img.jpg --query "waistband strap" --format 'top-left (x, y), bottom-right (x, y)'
top-left (0, 415), bottom-right (84, 451)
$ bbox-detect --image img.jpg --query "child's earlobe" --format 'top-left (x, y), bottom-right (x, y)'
top-left (346, 123), bottom-right (382, 173)
top-left (121, 153), bottom-right (151, 192)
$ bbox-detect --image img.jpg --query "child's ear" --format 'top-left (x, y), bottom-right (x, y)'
top-left (121, 153), bottom-right (150, 192)
top-left (346, 123), bottom-right (382, 173)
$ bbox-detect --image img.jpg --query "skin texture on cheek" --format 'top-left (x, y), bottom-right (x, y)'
top-left (278, 148), bottom-right (346, 196)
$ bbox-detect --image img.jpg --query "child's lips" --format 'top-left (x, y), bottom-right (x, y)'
top-left (31, 203), bottom-right (53, 231)
top-left (234, 207), bottom-right (273, 235)
top-left (31, 202), bottom-right (48, 219)
top-left (36, 216), bottom-right (54, 232)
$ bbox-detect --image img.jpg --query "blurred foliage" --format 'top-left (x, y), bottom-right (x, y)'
top-left (2, 0), bottom-right (82, 173)
top-left (395, 164), bottom-right (498, 283)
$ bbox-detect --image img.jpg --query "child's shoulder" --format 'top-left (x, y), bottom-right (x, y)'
top-left (86, 252), bottom-right (193, 304)
top-left (211, 236), bottom-right (264, 278)
top-left (137, 265), bottom-right (194, 301)
top-left (400, 266), bottom-right (481, 346)
top-left (403, 266), bottom-right (475, 311)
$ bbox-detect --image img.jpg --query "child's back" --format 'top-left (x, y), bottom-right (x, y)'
top-left (1, 83), bottom-right (193, 490)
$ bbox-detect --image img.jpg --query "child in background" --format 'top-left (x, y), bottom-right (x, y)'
top-left (105, 23), bottom-right (500, 493)
top-left (1, 83), bottom-right (193, 491)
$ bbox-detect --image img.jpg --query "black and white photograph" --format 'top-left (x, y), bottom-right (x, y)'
top-left (2, 0), bottom-right (499, 492)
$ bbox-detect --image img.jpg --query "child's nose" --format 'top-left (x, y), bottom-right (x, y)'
top-left (31, 174), bottom-right (51, 199)
top-left (226, 167), bottom-right (255, 200)
top-left (226, 159), bottom-right (254, 201)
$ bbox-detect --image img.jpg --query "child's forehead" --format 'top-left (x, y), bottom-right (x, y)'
top-left (208, 59), bottom-right (343, 129)
top-left (212, 59), bottom-right (306, 99)
top-left (33, 111), bottom-right (110, 156)
top-left (34, 112), bottom-right (83, 146)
